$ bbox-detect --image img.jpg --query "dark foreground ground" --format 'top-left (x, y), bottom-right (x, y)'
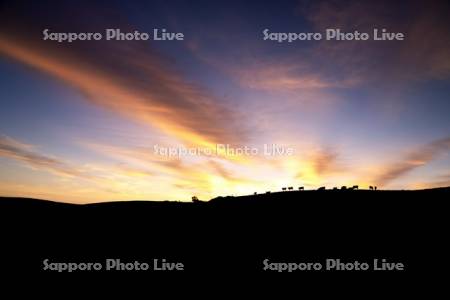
top-left (0, 188), bottom-right (448, 283)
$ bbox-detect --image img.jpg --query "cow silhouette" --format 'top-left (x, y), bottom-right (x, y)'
top-left (282, 187), bottom-right (287, 191)
top-left (298, 186), bottom-right (304, 191)
top-left (369, 186), bottom-right (374, 190)
top-left (352, 185), bottom-right (359, 190)
top-left (318, 186), bottom-right (326, 191)
top-left (288, 187), bottom-right (293, 191)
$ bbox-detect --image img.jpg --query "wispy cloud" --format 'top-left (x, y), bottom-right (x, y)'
top-left (426, 173), bottom-right (450, 189)
top-left (374, 137), bottom-right (450, 186)
top-left (0, 5), bottom-right (244, 148)
top-left (311, 147), bottom-right (341, 176)
top-left (300, 0), bottom-right (450, 84)
top-left (295, 146), bottom-right (344, 185)
top-left (232, 61), bottom-right (357, 91)
top-left (0, 135), bottom-right (86, 178)
top-left (0, 134), bottom-right (205, 202)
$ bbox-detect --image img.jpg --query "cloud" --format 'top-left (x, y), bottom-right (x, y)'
top-left (300, 0), bottom-right (450, 84)
top-left (311, 147), bottom-right (340, 176)
top-left (188, 0), bottom-right (450, 98)
top-left (81, 141), bottom-right (191, 176)
top-left (408, 172), bottom-right (450, 190)
top-left (0, 135), bottom-right (205, 201)
top-left (294, 146), bottom-right (346, 187)
top-left (206, 159), bottom-right (260, 184)
top-left (232, 61), bottom-right (357, 91)
top-left (374, 137), bottom-right (450, 186)
top-left (0, 3), bottom-right (244, 148)
top-left (0, 135), bottom-right (86, 177)
top-left (428, 173), bottom-right (450, 188)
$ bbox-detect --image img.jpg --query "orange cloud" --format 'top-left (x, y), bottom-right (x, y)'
top-left (0, 135), bottom-right (202, 202)
top-left (0, 135), bottom-right (87, 178)
top-left (233, 63), bottom-right (341, 91)
top-left (301, 0), bottom-right (450, 84)
top-left (311, 147), bottom-right (341, 176)
top-left (373, 137), bottom-right (450, 186)
top-left (0, 30), bottom-right (243, 150)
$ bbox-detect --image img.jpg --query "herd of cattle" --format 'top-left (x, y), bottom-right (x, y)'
top-left (261, 185), bottom-right (378, 194)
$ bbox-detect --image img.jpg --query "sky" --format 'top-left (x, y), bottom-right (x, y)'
top-left (0, 0), bottom-right (450, 203)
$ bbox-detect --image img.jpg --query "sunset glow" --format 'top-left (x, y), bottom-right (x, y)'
top-left (1, 0), bottom-right (449, 203)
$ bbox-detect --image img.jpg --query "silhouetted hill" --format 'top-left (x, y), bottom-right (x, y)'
top-left (210, 186), bottom-right (450, 205)
top-left (0, 187), bottom-right (448, 278)
top-left (2, 186), bottom-right (449, 208)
